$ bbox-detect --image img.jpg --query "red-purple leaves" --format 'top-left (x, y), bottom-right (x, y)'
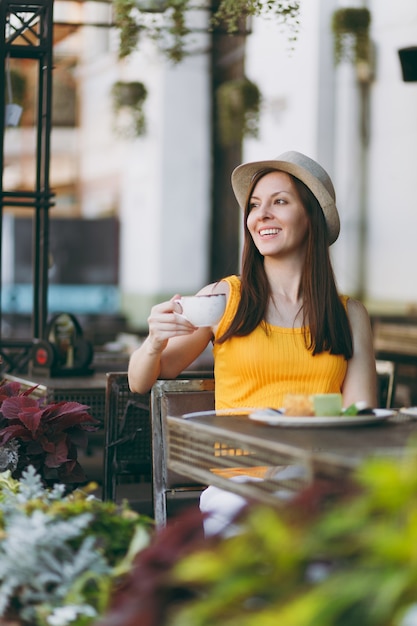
top-left (1, 396), bottom-right (43, 434)
top-left (0, 383), bottom-right (99, 484)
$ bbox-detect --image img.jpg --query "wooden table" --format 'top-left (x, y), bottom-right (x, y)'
top-left (166, 411), bottom-right (417, 505)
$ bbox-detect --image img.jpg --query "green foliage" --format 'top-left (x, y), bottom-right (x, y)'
top-left (113, 0), bottom-right (141, 59)
top-left (113, 0), bottom-right (300, 63)
top-left (0, 466), bottom-right (153, 626)
top-left (213, 0), bottom-right (299, 37)
top-left (163, 449), bottom-right (417, 626)
top-left (111, 80), bottom-right (148, 138)
top-left (331, 7), bottom-right (371, 65)
top-left (216, 77), bottom-right (261, 146)
top-left (113, 0), bottom-right (191, 62)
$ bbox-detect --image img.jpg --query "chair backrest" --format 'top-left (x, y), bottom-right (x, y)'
top-left (373, 320), bottom-right (417, 359)
top-left (150, 376), bottom-right (215, 526)
top-left (376, 359), bottom-right (396, 408)
top-left (103, 372), bottom-right (151, 502)
top-left (103, 372), bottom-right (214, 525)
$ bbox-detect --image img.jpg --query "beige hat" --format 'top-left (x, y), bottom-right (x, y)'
top-left (231, 150), bottom-right (340, 245)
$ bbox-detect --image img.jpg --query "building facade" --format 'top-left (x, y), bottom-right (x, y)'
top-left (3, 0), bottom-right (417, 332)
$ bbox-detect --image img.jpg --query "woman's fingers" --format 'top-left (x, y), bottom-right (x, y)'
top-left (147, 295), bottom-right (196, 344)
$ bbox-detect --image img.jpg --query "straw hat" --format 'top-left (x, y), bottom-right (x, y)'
top-left (231, 150), bottom-right (340, 245)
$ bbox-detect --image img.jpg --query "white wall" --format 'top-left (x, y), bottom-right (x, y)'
top-left (75, 0), bottom-right (417, 327)
top-left (244, 0), bottom-right (417, 312)
top-left (365, 2), bottom-right (417, 307)
top-left (244, 1), bottom-right (321, 163)
top-left (78, 15), bottom-right (212, 325)
top-left (118, 46), bottom-right (212, 300)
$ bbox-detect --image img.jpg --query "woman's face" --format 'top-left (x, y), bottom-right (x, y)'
top-left (246, 171), bottom-right (310, 259)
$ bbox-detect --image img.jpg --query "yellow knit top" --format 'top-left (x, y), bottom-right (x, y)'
top-left (213, 275), bottom-right (348, 410)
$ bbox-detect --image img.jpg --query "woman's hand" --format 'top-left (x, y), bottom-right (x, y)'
top-left (146, 294), bottom-right (197, 356)
top-left (129, 281), bottom-right (228, 394)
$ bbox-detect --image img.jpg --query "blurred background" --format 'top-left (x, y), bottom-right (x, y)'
top-left (1, 0), bottom-right (417, 366)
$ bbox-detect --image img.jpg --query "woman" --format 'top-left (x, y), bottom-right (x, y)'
top-left (128, 151), bottom-right (377, 410)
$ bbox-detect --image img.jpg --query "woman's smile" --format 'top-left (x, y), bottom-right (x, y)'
top-left (259, 227), bottom-right (280, 237)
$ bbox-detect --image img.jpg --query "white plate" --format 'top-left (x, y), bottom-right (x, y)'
top-left (182, 408), bottom-right (254, 419)
top-left (399, 407), bottom-right (417, 419)
top-left (248, 408), bottom-right (396, 427)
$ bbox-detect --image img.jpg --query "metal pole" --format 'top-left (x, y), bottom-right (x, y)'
top-left (0, 0), bottom-right (54, 371)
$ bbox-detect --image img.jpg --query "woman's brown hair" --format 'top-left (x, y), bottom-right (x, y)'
top-left (217, 169), bottom-right (353, 359)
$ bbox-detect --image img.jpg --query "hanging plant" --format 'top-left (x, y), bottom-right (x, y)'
top-left (213, 0), bottom-right (299, 36)
top-left (113, 0), bottom-right (300, 63)
top-left (216, 77), bottom-right (261, 147)
top-left (111, 80), bottom-right (148, 138)
top-left (113, 0), bottom-right (189, 63)
top-left (331, 7), bottom-right (371, 66)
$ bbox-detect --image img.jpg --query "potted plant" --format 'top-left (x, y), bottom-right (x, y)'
top-left (331, 7), bottom-right (372, 81)
top-left (0, 380), bottom-right (99, 486)
top-left (0, 467), bottom-right (153, 625)
top-left (216, 77), bottom-right (261, 146)
top-left (111, 80), bottom-right (148, 138)
top-left (113, 0), bottom-right (189, 63)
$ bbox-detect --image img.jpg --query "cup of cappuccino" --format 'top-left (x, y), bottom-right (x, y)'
top-left (175, 294), bottom-right (226, 327)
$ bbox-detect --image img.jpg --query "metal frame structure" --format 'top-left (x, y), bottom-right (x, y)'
top-left (0, 0), bottom-right (54, 371)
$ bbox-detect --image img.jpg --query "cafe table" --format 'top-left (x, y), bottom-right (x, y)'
top-left (166, 409), bottom-right (417, 506)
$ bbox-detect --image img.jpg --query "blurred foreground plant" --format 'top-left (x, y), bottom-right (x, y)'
top-left (97, 442), bottom-right (417, 626)
top-left (170, 447), bottom-right (417, 626)
top-left (0, 467), bottom-right (153, 626)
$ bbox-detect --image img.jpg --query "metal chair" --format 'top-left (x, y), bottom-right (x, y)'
top-left (150, 376), bottom-right (215, 527)
top-left (102, 372), bottom-right (151, 503)
top-left (376, 359), bottom-right (396, 408)
top-left (103, 372), bottom-right (214, 526)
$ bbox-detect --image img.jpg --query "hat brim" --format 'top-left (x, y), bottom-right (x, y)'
top-left (231, 158), bottom-right (340, 245)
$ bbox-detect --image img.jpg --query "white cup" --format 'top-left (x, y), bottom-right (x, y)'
top-left (175, 294), bottom-right (226, 327)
